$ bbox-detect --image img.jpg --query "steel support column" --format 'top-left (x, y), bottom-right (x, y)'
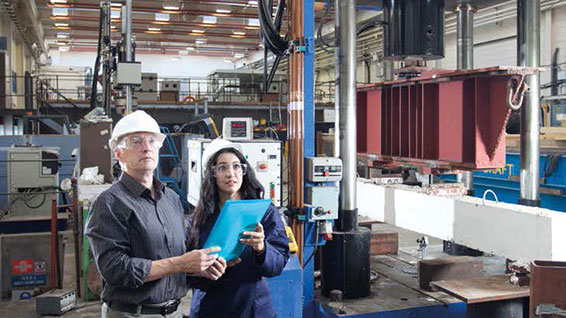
top-left (321, 0), bottom-right (371, 301)
top-left (456, 4), bottom-right (475, 195)
top-left (123, 0), bottom-right (133, 113)
top-left (337, 0), bottom-right (358, 231)
top-left (518, 0), bottom-right (540, 206)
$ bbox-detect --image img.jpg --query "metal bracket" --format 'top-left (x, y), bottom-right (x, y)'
top-left (305, 37), bottom-right (315, 55)
top-left (289, 38), bottom-right (315, 55)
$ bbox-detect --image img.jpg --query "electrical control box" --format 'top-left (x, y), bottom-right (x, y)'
top-left (306, 157), bottom-right (343, 182)
top-left (222, 117), bottom-right (253, 141)
top-left (114, 62), bottom-right (142, 87)
top-left (306, 186), bottom-right (339, 221)
top-left (36, 289), bottom-right (77, 315)
top-left (160, 80), bottom-right (181, 92)
top-left (187, 139), bottom-right (282, 207)
top-left (5, 147), bottom-right (59, 218)
top-left (135, 72), bottom-right (158, 92)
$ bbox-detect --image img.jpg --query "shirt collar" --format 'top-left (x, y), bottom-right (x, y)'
top-left (119, 172), bottom-right (165, 198)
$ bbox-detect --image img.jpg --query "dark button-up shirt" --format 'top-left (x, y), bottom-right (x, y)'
top-left (188, 204), bottom-right (290, 318)
top-left (85, 173), bottom-right (187, 305)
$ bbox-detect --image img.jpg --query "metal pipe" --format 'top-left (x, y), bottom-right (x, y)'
top-left (71, 178), bottom-right (81, 297)
top-left (518, 0), bottom-right (541, 206)
top-left (334, 40), bottom-right (340, 157)
top-left (456, 4), bottom-right (475, 195)
top-left (337, 0), bottom-right (357, 231)
top-left (50, 197), bottom-right (57, 290)
top-left (101, 1), bottom-right (112, 116)
top-left (124, 0), bottom-right (133, 113)
top-left (289, 0), bottom-right (305, 263)
top-left (204, 97), bottom-right (208, 113)
top-left (383, 60), bottom-right (394, 81)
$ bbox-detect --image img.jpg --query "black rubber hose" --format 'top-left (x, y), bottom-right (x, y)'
top-left (259, 0), bottom-right (288, 56)
top-left (90, 7), bottom-right (104, 110)
top-left (357, 16), bottom-right (386, 36)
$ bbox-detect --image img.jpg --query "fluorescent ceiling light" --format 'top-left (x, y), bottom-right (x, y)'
top-left (163, 0), bottom-right (181, 10)
top-left (248, 1), bottom-right (258, 6)
top-left (57, 33), bottom-right (69, 38)
top-left (50, 0), bottom-right (67, 4)
top-left (195, 39), bottom-right (207, 44)
top-left (59, 46), bottom-right (70, 52)
top-left (56, 41), bottom-right (68, 46)
top-left (52, 8), bottom-right (68, 16)
top-left (110, 2), bottom-right (122, 7)
top-left (111, 10), bottom-right (121, 19)
top-left (216, 9), bottom-right (231, 14)
top-left (202, 16), bottom-right (217, 24)
top-left (155, 13), bottom-right (170, 21)
top-left (248, 18), bottom-right (260, 27)
top-left (234, 53), bottom-right (244, 59)
top-left (192, 29), bottom-right (205, 34)
top-left (233, 31), bottom-right (246, 36)
top-left (186, 46), bottom-right (195, 51)
top-left (148, 27), bottom-right (161, 31)
top-left (54, 23), bottom-right (69, 27)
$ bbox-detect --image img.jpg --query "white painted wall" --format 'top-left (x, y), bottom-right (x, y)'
top-left (48, 50), bottom-right (234, 78)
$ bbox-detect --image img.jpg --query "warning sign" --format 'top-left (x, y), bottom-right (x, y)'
top-left (34, 261), bottom-right (46, 274)
top-left (12, 274), bottom-right (47, 287)
top-left (12, 259), bottom-right (34, 274)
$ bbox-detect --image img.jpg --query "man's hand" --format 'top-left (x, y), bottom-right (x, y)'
top-left (176, 246), bottom-right (220, 274)
top-left (240, 223), bottom-right (265, 253)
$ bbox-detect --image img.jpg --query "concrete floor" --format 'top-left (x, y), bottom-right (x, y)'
top-left (0, 223), bottom-right (505, 317)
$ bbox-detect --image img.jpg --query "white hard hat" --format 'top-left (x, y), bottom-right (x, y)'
top-left (109, 110), bottom-right (166, 150)
top-left (202, 138), bottom-right (244, 171)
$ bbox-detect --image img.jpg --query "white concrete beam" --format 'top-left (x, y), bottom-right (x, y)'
top-left (357, 179), bottom-right (566, 262)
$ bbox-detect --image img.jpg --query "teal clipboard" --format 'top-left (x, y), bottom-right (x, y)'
top-left (203, 199), bottom-right (271, 261)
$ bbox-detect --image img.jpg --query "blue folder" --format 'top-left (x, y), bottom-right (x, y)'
top-left (203, 199), bottom-right (271, 261)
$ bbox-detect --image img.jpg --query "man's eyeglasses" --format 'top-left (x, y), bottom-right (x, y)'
top-left (211, 162), bottom-right (247, 177)
top-left (119, 135), bottom-right (163, 150)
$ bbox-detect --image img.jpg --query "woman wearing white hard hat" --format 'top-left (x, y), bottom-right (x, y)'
top-left (86, 111), bottom-right (226, 318)
top-left (187, 138), bottom-right (290, 318)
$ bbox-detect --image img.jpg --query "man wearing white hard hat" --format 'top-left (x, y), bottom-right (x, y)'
top-left (85, 111), bottom-right (228, 318)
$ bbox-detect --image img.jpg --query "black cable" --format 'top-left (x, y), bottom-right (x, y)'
top-left (543, 153), bottom-right (563, 179)
top-left (258, 0), bottom-right (288, 57)
top-left (317, 0), bottom-right (334, 53)
top-left (23, 193), bottom-right (47, 210)
top-left (357, 16), bottom-right (386, 36)
top-left (90, 7), bottom-right (104, 110)
top-left (303, 221), bottom-right (320, 268)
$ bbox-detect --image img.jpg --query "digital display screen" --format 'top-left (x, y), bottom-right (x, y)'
top-left (230, 121), bottom-right (248, 137)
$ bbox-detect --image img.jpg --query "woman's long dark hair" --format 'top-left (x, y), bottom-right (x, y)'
top-left (187, 147), bottom-right (264, 249)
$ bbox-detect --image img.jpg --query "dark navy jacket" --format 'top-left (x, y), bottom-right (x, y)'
top-left (188, 204), bottom-right (290, 318)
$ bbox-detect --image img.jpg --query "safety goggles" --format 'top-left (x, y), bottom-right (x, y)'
top-left (119, 135), bottom-right (163, 150)
top-left (211, 162), bottom-right (247, 177)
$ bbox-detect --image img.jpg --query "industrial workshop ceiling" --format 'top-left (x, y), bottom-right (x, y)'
top-left (34, 0), bottom-right (561, 62)
top-left (37, 0), bottom-right (269, 58)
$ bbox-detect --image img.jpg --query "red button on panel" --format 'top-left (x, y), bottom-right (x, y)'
top-left (259, 163), bottom-right (268, 170)
top-left (324, 171), bottom-right (330, 176)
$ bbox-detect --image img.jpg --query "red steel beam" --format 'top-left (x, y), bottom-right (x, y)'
top-left (357, 66), bottom-right (541, 171)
